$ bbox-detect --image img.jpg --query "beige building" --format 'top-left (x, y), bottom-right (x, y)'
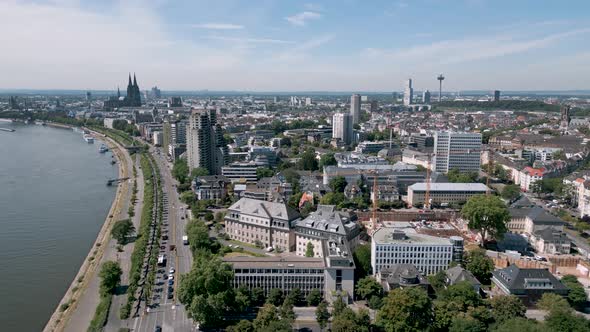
top-left (407, 182), bottom-right (489, 206)
top-left (225, 198), bottom-right (301, 252)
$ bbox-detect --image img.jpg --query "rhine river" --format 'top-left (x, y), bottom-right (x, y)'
top-left (0, 122), bottom-right (117, 332)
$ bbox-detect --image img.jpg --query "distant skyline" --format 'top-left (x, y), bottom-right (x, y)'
top-left (1, 0), bottom-right (590, 91)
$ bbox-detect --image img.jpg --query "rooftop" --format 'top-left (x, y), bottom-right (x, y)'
top-left (409, 182), bottom-right (489, 192)
top-left (296, 205), bottom-right (358, 236)
top-left (228, 197), bottom-right (301, 221)
top-left (372, 227), bottom-right (455, 246)
top-left (223, 255), bottom-right (325, 269)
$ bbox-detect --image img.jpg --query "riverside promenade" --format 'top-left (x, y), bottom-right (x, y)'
top-left (43, 131), bottom-right (136, 332)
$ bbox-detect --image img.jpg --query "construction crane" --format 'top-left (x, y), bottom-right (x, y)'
top-left (486, 148), bottom-right (493, 195)
top-left (424, 154), bottom-right (432, 209)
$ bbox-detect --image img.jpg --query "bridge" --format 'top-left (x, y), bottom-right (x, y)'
top-left (107, 177), bottom-right (129, 186)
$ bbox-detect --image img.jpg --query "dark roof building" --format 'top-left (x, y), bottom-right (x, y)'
top-left (491, 265), bottom-right (568, 306)
top-left (377, 264), bottom-right (429, 292)
top-left (445, 266), bottom-right (481, 293)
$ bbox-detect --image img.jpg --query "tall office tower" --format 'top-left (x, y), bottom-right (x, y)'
top-left (422, 90), bottom-right (431, 104)
top-left (187, 109), bottom-right (229, 175)
top-left (403, 79), bottom-right (413, 106)
top-left (350, 94), bottom-right (361, 124)
top-left (560, 105), bottom-right (571, 129)
top-left (305, 97), bottom-right (312, 106)
top-left (434, 131), bottom-right (482, 173)
top-left (86, 91), bottom-right (92, 101)
top-left (494, 90), bottom-right (501, 102)
top-left (332, 113), bottom-right (353, 145)
top-left (370, 100), bottom-right (379, 112)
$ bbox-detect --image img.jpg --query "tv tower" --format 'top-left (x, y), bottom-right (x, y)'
top-left (437, 74), bottom-right (445, 102)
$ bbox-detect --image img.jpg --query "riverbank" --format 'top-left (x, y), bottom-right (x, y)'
top-left (43, 131), bottom-right (131, 332)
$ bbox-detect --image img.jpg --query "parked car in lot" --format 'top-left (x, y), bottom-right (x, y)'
top-left (168, 279), bottom-right (174, 286)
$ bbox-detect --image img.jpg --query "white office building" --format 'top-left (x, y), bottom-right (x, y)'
top-left (350, 94), bottom-right (361, 124)
top-left (332, 113), bottom-right (353, 145)
top-left (434, 131), bottom-right (482, 173)
top-left (422, 90), bottom-right (431, 104)
top-left (403, 79), bottom-right (413, 106)
top-left (371, 227), bottom-right (464, 275)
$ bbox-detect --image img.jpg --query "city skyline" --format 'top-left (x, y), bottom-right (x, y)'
top-left (1, 0), bottom-right (590, 91)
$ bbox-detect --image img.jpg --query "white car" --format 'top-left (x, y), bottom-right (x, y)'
top-left (169, 267), bottom-right (175, 274)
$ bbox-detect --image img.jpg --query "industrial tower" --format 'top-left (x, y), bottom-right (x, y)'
top-left (437, 74), bottom-right (445, 102)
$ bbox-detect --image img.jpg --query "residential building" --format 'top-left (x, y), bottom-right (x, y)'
top-left (507, 206), bottom-right (565, 235)
top-left (518, 167), bottom-right (546, 192)
top-left (491, 265), bottom-right (568, 306)
top-left (225, 198), bottom-right (301, 252)
top-left (152, 131), bottom-right (163, 146)
top-left (403, 79), bottom-right (413, 106)
top-left (371, 227), bottom-right (464, 275)
top-left (192, 175), bottom-right (228, 201)
top-left (445, 266), bottom-right (481, 293)
top-left (355, 141), bottom-right (396, 154)
top-left (377, 264), bottom-right (429, 292)
top-left (332, 113), bottom-right (353, 145)
top-left (294, 205), bottom-right (361, 258)
top-left (530, 228), bottom-right (571, 255)
top-left (407, 183), bottom-right (489, 206)
top-left (434, 131), bottom-right (482, 173)
top-left (187, 109), bottom-right (229, 175)
top-left (350, 94), bottom-right (361, 124)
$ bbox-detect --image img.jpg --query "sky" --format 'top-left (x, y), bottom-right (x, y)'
top-left (1, 0), bottom-right (589, 92)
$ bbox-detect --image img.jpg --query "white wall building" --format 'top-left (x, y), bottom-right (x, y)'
top-left (332, 113), bottom-right (353, 145)
top-left (403, 79), bottom-right (413, 106)
top-left (350, 94), bottom-right (361, 124)
top-left (434, 131), bottom-right (482, 173)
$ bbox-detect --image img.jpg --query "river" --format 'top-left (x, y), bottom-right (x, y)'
top-left (0, 121), bottom-right (117, 332)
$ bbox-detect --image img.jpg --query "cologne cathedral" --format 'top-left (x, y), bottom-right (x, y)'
top-left (103, 73), bottom-right (142, 109)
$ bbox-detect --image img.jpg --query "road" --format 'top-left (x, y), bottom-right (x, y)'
top-left (129, 146), bottom-right (195, 332)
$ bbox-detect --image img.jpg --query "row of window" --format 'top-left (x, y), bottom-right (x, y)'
top-left (235, 268), bottom-right (324, 274)
top-left (377, 252), bottom-right (452, 258)
top-left (377, 245), bottom-right (452, 252)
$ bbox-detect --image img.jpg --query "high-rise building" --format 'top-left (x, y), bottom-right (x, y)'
top-left (332, 113), bottom-right (353, 145)
top-left (403, 79), bottom-right (413, 106)
top-left (8, 96), bottom-right (19, 110)
top-left (305, 97), bottom-right (312, 106)
top-left (494, 90), bottom-right (501, 102)
top-left (561, 105), bottom-right (571, 129)
top-left (434, 131), bottom-right (482, 173)
top-left (150, 86), bottom-right (162, 99)
top-left (370, 100), bottom-right (379, 113)
top-left (350, 94), bottom-right (361, 124)
top-left (187, 109), bottom-right (229, 175)
top-left (422, 90), bottom-right (431, 104)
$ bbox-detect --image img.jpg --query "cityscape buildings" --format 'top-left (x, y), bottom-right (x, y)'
top-left (186, 109), bottom-right (229, 175)
top-left (332, 112), bottom-right (353, 145)
top-left (350, 94), bottom-right (361, 124)
top-left (433, 131), bottom-right (482, 173)
top-left (403, 79), bottom-right (413, 106)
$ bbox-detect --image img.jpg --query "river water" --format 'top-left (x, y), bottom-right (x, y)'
top-left (0, 122), bottom-right (117, 332)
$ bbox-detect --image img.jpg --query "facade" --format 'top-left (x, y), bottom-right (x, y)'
top-left (434, 131), bottom-right (482, 173)
top-left (186, 109), bottom-right (229, 175)
top-left (371, 227), bottom-right (464, 275)
top-left (350, 94), bottom-right (361, 125)
top-left (494, 90), bottom-right (501, 102)
top-left (225, 198), bottom-right (301, 252)
top-left (403, 79), bottom-right (413, 106)
top-left (332, 113), bottom-right (353, 145)
top-left (152, 131), bottom-right (163, 146)
top-left (508, 206), bottom-right (565, 235)
top-left (192, 175), bottom-right (228, 201)
top-left (530, 228), bottom-right (571, 255)
top-left (445, 266), bottom-right (481, 293)
top-left (491, 265), bottom-right (568, 306)
top-left (407, 182), bottom-right (489, 206)
top-left (294, 205), bottom-right (361, 258)
top-left (223, 239), bottom-right (355, 301)
top-left (519, 167), bottom-right (545, 192)
top-left (221, 160), bottom-right (267, 183)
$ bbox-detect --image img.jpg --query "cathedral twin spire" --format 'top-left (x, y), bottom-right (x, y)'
top-left (124, 72), bottom-right (141, 107)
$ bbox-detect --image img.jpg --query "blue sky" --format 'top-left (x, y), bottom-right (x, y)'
top-left (1, 0), bottom-right (589, 91)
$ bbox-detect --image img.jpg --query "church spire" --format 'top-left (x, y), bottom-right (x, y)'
top-left (133, 73), bottom-right (138, 87)
top-left (128, 73), bottom-right (132, 87)
top-left (117, 86), bottom-right (120, 98)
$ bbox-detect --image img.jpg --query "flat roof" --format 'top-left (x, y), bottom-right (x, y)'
top-left (372, 227), bottom-right (453, 245)
top-left (223, 255), bottom-right (325, 269)
top-left (409, 182), bottom-right (489, 192)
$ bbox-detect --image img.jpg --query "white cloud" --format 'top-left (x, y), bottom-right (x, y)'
top-left (204, 36), bottom-right (294, 44)
top-left (191, 23), bottom-right (244, 30)
top-left (274, 35), bottom-right (334, 62)
top-left (285, 11), bottom-right (321, 26)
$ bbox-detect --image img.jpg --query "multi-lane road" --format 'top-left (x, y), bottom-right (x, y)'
top-left (129, 146), bottom-right (195, 332)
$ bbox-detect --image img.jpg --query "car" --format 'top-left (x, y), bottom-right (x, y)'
top-left (266, 247), bottom-right (274, 252)
top-left (155, 326), bottom-right (162, 332)
top-left (169, 267), bottom-right (175, 274)
top-left (168, 279), bottom-right (174, 286)
top-left (168, 273), bottom-right (174, 279)
top-left (167, 292), bottom-right (173, 299)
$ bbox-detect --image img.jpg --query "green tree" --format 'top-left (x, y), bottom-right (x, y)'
top-left (286, 288), bottom-right (303, 306)
top-left (332, 307), bottom-right (370, 332)
top-left (428, 270), bottom-right (447, 293)
top-left (449, 316), bottom-right (486, 332)
top-left (492, 318), bottom-right (545, 332)
top-left (256, 167), bottom-right (275, 180)
top-left (545, 306), bottom-right (590, 332)
top-left (316, 301), bottom-right (331, 331)
top-left (560, 275), bottom-right (587, 310)
top-left (111, 219), bottom-right (135, 245)
top-left (353, 244), bottom-right (372, 278)
top-left (438, 281), bottom-right (483, 310)
top-left (99, 261), bottom-right (122, 295)
top-left (447, 169), bottom-right (479, 183)
top-left (172, 159), bottom-right (189, 184)
top-left (489, 295), bottom-right (526, 324)
top-left (332, 295), bottom-right (347, 316)
top-left (299, 148), bottom-right (318, 171)
top-left (501, 184), bottom-right (521, 201)
top-left (319, 153), bottom-right (337, 169)
top-left (185, 219), bottom-right (212, 255)
top-left (267, 288), bottom-right (284, 306)
top-left (320, 192), bottom-right (347, 205)
top-left (180, 191), bottom-right (196, 205)
top-left (234, 286), bottom-right (251, 312)
top-left (377, 287), bottom-right (433, 332)
top-left (329, 176), bottom-right (348, 193)
top-left (537, 292), bottom-right (570, 312)
top-left (190, 167), bottom-right (209, 178)
top-left (252, 287), bottom-right (266, 306)
top-left (355, 276), bottom-right (382, 300)
top-left (461, 195), bottom-right (510, 244)
top-left (226, 320), bottom-right (253, 332)
top-left (305, 242), bottom-right (315, 257)
top-left (307, 288), bottom-right (322, 306)
top-left (464, 248), bottom-right (495, 285)
top-left (368, 295), bottom-right (383, 310)
top-left (253, 303), bottom-right (279, 331)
